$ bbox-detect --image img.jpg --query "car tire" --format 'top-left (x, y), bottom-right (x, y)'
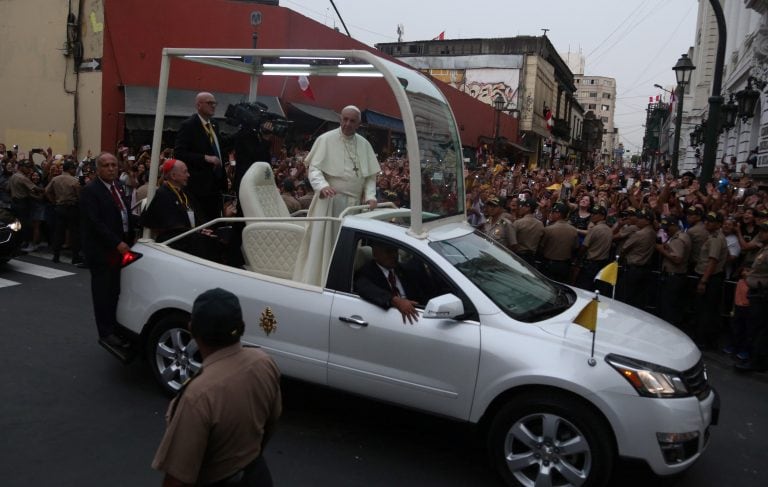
top-left (145, 312), bottom-right (201, 396)
top-left (488, 392), bottom-right (615, 487)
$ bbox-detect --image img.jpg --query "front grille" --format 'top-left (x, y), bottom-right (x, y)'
top-left (681, 358), bottom-right (711, 401)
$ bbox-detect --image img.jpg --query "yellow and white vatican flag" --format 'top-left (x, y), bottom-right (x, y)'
top-left (573, 295), bottom-right (599, 365)
top-left (594, 259), bottom-right (619, 299)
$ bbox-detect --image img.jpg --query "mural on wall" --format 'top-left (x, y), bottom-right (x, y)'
top-left (460, 68), bottom-right (520, 111)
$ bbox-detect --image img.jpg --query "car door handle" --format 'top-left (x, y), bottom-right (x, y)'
top-left (338, 316), bottom-right (368, 327)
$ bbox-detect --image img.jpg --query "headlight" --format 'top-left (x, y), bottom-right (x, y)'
top-left (8, 219), bottom-right (22, 232)
top-left (605, 354), bottom-right (690, 398)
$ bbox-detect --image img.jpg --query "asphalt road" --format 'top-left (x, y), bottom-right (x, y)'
top-left (1, 253), bottom-right (767, 486)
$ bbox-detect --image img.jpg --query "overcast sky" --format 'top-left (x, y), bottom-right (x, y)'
top-left (282, 0), bottom-right (699, 155)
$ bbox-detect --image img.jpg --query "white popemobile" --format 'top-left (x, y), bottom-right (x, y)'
top-left (112, 48), bottom-right (718, 487)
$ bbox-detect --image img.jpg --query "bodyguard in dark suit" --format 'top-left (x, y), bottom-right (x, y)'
top-left (174, 92), bottom-right (227, 223)
top-left (80, 152), bottom-right (133, 349)
top-left (354, 242), bottom-right (430, 324)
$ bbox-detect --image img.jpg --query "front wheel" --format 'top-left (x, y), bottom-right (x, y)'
top-left (488, 392), bottom-right (615, 487)
top-left (145, 312), bottom-right (201, 395)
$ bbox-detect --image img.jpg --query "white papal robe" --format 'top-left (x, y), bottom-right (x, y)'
top-left (293, 128), bottom-right (380, 285)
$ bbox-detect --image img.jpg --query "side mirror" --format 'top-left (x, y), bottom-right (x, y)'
top-left (423, 293), bottom-right (464, 319)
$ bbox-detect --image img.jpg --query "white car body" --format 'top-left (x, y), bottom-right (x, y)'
top-left (115, 48), bottom-right (717, 486)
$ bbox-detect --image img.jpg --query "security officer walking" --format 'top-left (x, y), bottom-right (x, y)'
top-left (736, 221), bottom-right (768, 372)
top-left (539, 202), bottom-right (577, 282)
top-left (693, 212), bottom-right (729, 349)
top-left (575, 205), bottom-right (613, 293)
top-left (655, 215), bottom-right (691, 327)
top-left (510, 198), bottom-right (543, 265)
top-left (619, 209), bottom-right (656, 309)
top-left (153, 288), bottom-right (282, 486)
top-left (45, 160), bottom-right (83, 265)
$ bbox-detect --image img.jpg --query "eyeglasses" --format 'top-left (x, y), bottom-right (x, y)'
top-left (203, 101), bottom-right (218, 106)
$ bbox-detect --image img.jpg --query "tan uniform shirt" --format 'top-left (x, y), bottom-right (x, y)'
top-left (282, 193), bottom-right (301, 214)
top-left (622, 225), bottom-right (656, 266)
top-left (747, 245), bottom-right (768, 289)
top-left (539, 220), bottom-right (577, 260)
top-left (686, 222), bottom-right (708, 267)
top-left (614, 223), bottom-right (638, 254)
top-left (583, 221), bottom-right (613, 261)
top-left (8, 172), bottom-right (37, 199)
top-left (510, 214), bottom-right (544, 253)
top-left (45, 174), bottom-right (80, 205)
top-left (661, 231), bottom-right (691, 274)
top-left (482, 216), bottom-right (515, 249)
top-left (694, 230), bottom-right (728, 275)
top-left (152, 344), bottom-right (282, 485)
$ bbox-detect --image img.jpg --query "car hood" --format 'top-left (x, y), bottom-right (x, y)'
top-left (535, 287), bottom-right (700, 372)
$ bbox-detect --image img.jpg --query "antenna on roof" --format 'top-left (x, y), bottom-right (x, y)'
top-left (541, 28), bottom-right (550, 37)
top-left (397, 23), bottom-right (405, 42)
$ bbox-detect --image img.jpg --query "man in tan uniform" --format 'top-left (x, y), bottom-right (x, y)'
top-left (45, 160), bottom-right (83, 265)
top-left (619, 209), bottom-right (657, 309)
top-left (575, 205), bottom-right (613, 293)
top-left (510, 198), bottom-right (543, 265)
top-left (153, 288), bottom-right (282, 486)
top-left (656, 215), bottom-right (691, 327)
top-left (481, 195), bottom-right (514, 249)
top-left (539, 202), bottom-right (577, 282)
top-left (736, 221), bottom-right (768, 372)
top-left (685, 206), bottom-right (708, 272)
top-left (693, 212), bottom-right (729, 349)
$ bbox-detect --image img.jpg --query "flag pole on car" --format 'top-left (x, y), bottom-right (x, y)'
top-left (573, 291), bottom-right (600, 366)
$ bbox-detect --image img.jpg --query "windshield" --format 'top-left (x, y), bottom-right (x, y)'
top-left (430, 231), bottom-right (573, 322)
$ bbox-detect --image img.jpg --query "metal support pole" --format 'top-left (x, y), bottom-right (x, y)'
top-left (700, 0), bottom-right (727, 185)
top-left (672, 83), bottom-right (685, 177)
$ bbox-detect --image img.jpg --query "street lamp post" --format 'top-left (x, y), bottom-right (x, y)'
top-left (671, 53), bottom-right (695, 177)
top-left (700, 0), bottom-right (726, 185)
top-left (493, 94), bottom-right (504, 153)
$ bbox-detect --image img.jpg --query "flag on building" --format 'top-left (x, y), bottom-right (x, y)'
top-left (573, 298), bottom-right (598, 332)
top-left (544, 108), bottom-right (554, 132)
top-left (298, 75), bottom-right (315, 101)
top-left (595, 261), bottom-right (618, 286)
top-left (432, 31), bottom-right (445, 40)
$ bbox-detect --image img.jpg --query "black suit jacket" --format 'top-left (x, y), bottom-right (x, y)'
top-left (140, 184), bottom-right (196, 241)
top-left (80, 179), bottom-right (130, 268)
top-left (174, 114), bottom-right (226, 199)
top-left (354, 260), bottom-right (430, 310)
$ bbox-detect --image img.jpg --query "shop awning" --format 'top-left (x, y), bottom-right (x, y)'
top-left (362, 109), bottom-right (404, 132)
top-left (123, 85), bottom-right (284, 118)
top-left (288, 102), bottom-right (339, 123)
top-left (477, 136), bottom-right (533, 152)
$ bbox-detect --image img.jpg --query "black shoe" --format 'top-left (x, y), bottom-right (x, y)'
top-left (73, 260), bottom-right (88, 268)
top-left (734, 360), bottom-right (768, 373)
top-left (102, 334), bottom-right (130, 349)
top-left (52, 254), bottom-right (60, 264)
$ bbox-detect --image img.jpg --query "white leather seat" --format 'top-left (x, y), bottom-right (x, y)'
top-left (238, 162), bottom-right (305, 279)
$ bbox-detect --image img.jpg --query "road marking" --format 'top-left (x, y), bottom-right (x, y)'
top-left (5, 259), bottom-right (75, 279)
top-left (0, 277), bottom-right (21, 288)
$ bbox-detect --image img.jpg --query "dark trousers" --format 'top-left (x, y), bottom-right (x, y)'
top-left (516, 251), bottom-right (536, 267)
top-left (694, 272), bottom-right (725, 347)
top-left (659, 273), bottom-right (687, 326)
top-left (89, 264), bottom-right (121, 338)
top-left (728, 305), bottom-right (751, 354)
top-left (540, 259), bottom-right (571, 283)
top-left (620, 266), bottom-right (651, 309)
top-left (746, 288), bottom-right (768, 366)
top-left (53, 205), bottom-right (80, 257)
top-left (575, 259), bottom-right (613, 297)
top-left (205, 455), bottom-right (272, 487)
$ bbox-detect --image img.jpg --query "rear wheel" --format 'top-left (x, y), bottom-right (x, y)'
top-left (488, 392), bottom-right (615, 487)
top-left (145, 312), bottom-right (201, 395)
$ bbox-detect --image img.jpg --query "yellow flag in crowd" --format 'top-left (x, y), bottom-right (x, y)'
top-left (595, 261), bottom-right (618, 286)
top-left (573, 299), bottom-right (598, 332)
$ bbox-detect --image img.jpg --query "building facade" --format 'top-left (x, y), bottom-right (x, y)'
top-left (376, 36), bottom-right (580, 168)
top-left (574, 76), bottom-right (617, 165)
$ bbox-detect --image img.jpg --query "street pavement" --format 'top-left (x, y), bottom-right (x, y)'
top-left (1, 252), bottom-right (767, 486)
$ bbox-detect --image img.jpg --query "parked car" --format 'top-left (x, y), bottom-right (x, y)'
top-left (0, 209), bottom-right (23, 263)
top-left (112, 48), bottom-right (718, 487)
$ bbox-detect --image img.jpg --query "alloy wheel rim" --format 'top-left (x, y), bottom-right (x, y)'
top-left (154, 327), bottom-right (201, 391)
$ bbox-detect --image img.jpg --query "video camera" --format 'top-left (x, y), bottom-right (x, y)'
top-left (225, 101), bottom-right (292, 137)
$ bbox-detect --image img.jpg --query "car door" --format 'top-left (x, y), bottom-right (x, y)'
top-left (326, 231), bottom-right (481, 420)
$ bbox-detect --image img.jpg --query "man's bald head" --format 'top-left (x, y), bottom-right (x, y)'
top-left (195, 92), bottom-right (217, 120)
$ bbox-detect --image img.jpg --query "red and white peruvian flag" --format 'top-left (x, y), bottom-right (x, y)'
top-left (544, 108), bottom-right (554, 132)
top-left (432, 31), bottom-right (445, 40)
top-left (298, 75), bottom-right (315, 101)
